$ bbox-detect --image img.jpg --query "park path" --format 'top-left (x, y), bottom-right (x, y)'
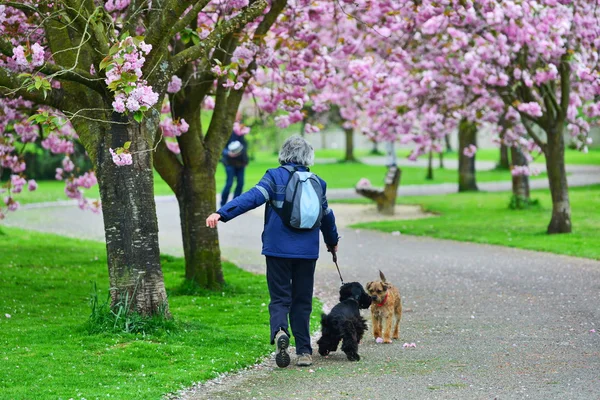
top-left (4, 196), bottom-right (600, 399)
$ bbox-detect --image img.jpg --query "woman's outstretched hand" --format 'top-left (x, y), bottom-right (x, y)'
top-left (206, 213), bottom-right (221, 228)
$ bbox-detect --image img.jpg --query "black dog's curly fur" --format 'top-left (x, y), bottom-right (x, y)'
top-left (317, 282), bottom-right (372, 361)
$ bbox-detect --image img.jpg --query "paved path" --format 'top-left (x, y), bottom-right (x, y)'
top-left (4, 199), bottom-right (600, 400)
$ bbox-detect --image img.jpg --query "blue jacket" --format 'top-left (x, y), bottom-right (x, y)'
top-left (216, 163), bottom-right (339, 259)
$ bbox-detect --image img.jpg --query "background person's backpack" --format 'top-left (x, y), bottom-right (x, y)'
top-left (273, 165), bottom-right (324, 229)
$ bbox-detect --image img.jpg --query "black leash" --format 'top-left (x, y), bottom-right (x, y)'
top-left (328, 246), bottom-right (344, 285)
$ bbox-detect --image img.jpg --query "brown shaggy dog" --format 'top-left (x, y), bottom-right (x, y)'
top-left (366, 270), bottom-right (402, 344)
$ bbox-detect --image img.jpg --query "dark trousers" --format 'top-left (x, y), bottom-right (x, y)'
top-left (220, 165), bottom-right (245, 207)
top-left (266, 256), bottom-right (316, 355)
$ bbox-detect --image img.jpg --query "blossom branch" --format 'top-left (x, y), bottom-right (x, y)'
top-left (170, 0), bottom-right (268, 73)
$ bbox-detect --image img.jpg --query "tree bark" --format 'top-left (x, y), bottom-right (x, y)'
top-left (426, 148), bottom-right (434, 180)
top-left (510, 146), bottom-right (530, 200)
top-left (458, 119), bottom-right (478, 192)
top-left (444, 134), bottom-right (452, 152)
top-left (544, 127), bottom-right (572, 234)
top-left (96, 113), bottom-right (170, 317)
top-left (438, 151), bottom-right (444, 169)
top-left (344, 126), bottom-right (356, 162)
top-left (498, 143), bottom-right (510, 170)
top-left (177, 169), bottom-right (224, 288)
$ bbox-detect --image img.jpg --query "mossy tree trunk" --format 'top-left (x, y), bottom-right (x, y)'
top-left (426, 148), bottom-right (434, 180)
top-left (153, 0), bottom-right (287, 289)
top-left (95, 112), bottom-right (170, 316)
top-left (510, 146), bottom-right (530, 201)
top-left (498, 144), bottom-right (510, 170)
top-left (544, 126), bottom-right (571, 233)
top-left (344, 126), bottom-right (356, 162)
top-left (458, 119), bottom-right (478, 192)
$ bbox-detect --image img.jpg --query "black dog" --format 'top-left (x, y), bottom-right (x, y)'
top-left (317, 282), bottom-right (372, 361)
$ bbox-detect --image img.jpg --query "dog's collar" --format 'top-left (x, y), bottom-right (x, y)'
top-left (376, 293), bottom-right (388, 307)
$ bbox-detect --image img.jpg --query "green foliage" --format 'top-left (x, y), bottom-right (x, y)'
top-left (346, 185), bottom-right (600, 260)
top-left (86, 283), bottom-right (175, 335)
top-left (0, 228), bottom-right (322, 399)
top-left (508, 194), bottom-right (540, 210)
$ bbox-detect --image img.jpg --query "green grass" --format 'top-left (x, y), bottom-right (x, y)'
top-left (347, 185), bottom-right (600, 260)
top-left (0, 227), bottom-right (322, 399)
top-left (13, 155), bottom-right (543, 205)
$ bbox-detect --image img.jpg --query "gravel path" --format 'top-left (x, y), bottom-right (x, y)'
top-left (4, 199), bottom-right (600, 400)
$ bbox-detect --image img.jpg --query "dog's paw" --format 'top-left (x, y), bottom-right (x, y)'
top-left (346, 352), bottom-right (360, 362)
top-left (383, 338), bottom-right (393, 344)
top-left (319, 349), bottom-right (330, 356)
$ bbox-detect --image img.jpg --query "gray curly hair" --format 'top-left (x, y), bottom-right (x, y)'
top-left (278, 135), bottom-right (315, 166)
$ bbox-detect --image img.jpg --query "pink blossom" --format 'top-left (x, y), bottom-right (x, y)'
top-left (74, 172), bottom-right (97, 188)
top-left (167, 75), bottom-right (182, 93)
top-left (166, 141), bottom-right (180, 154)
top-left (356, 178), bottom-right (372, 188)
top-left (463, 144), bottom-right (477, 158)
top-left (62, 157), bottom-right (75, 172)
top-left (27, 180), bottom-right (37, 191)
top-left (517, 102), bottom-right (543, 118)
top-left (12, 46), bottom-right (28, 68)
top-left (10, 175), bottom-right (26, 193)
top-left (139, 41), bottom-right (152, 55)
top-left (30, 43), bottom-right (45, 67)
top-left (109, 148), bottom-right (133, 166)
top-left (55, 168), bottom-right (64, 181)
top-left (14, 123), bottom-right (39, 143)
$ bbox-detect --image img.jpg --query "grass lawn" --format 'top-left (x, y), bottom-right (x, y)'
top-left (345, 185), bottom-right (600, 260)
top-left (0, 227), bottom-right (322, 399)
top-left (13, 156), bottom-right (539, 205)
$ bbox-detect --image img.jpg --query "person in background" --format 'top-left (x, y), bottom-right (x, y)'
top-left (206, 135), bottom-right (339, 368)
top-left (220, 131), bottom-right (249, 207)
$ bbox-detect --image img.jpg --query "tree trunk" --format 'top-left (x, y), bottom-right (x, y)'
top-left (458, 119), bottom-right (478, 192)
top-left (96, 113), bottom-right (170, 317)
top-left (344, 126), bottom-right (356, 162)
top-left (444, 134), bottom-right (452, 152)
top-left (370, 140), bottom-right (382, 155)
top-left (177, 169), bottom-right (224, 288)
top-left (510, 146), bottom-right (530, 200)
top-left (498, 143), bottom-right (510, 170)
top-left (439, 151), bottom-right (444, 169)
top-left (544, 128), bottom-right (572, 234)
top-left (426, 148), bottom-right (434, 180)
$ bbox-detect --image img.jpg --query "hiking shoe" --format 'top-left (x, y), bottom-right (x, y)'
top-left (296, 353), bottom-right (312, 367)
top-left (274, 330), bottom-right (290, 368)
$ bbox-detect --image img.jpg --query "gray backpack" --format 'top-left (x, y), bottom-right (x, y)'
top-left (273, 165), bottom-right (324, 230)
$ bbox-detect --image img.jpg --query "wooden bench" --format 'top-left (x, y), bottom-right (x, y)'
top-left (355, 165), bottom-right (401, 215)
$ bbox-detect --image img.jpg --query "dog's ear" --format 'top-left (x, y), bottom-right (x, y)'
top-left (365, 282), bottom-right (373, 291)
top-left (382, 283), bottom-right (389, 291)
top-left (339, 283), bottom-right (352, 302)
top-left (379, 270), bottom-right (387, 283)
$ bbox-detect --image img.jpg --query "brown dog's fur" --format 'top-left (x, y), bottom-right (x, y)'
top-left (366, 270), bottom-right (402, 343)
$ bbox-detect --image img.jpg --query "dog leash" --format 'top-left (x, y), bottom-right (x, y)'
top-left (328, 246), bottom-right (344, 285)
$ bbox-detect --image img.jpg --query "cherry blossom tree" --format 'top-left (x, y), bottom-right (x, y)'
top-left (0, 0), bottom-right (268, 314)
top-left (401, 0), bottom-right (599, 233)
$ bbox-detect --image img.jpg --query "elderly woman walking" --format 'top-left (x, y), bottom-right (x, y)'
top-left (206, 135), bottom-right (339, 368)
